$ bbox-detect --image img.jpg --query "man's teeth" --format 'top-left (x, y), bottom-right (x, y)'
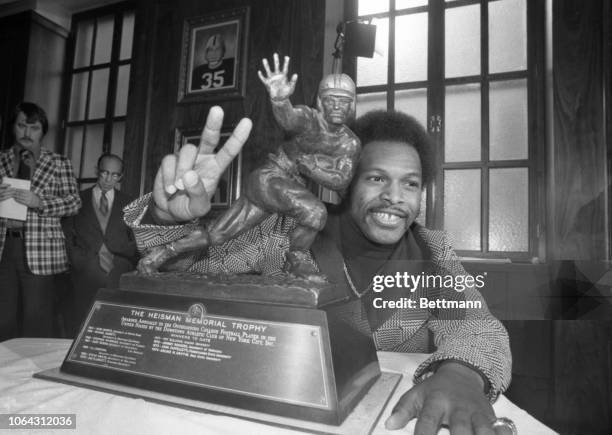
top-left (371, 212), bottom-right (402, 224)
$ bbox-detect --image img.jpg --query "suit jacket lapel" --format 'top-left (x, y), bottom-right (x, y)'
top-left (310, 210), bottom-right (353, 299)
top-left (31, 150), bottom-right (57, 197)
top-left (107, 188), bottom-right (123, 228)
top-left (82, 188), bottom-right (104, 236)
top-left (0, 150), bottom-right (15, 178)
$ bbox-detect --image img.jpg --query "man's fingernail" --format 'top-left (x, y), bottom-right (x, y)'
top-left (183, 171), bottom-right (198, 188)
top-left (384, 414), bottom-right (398, 430)
top-left (166, 185), bottom-right (176, 195)
top-left (175, 179), bottom-right (185, 190)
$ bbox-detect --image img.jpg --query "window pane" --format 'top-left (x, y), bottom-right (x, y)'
top-left (65, 127), bottom-right (84, 178)
top-left (395, 88), bottom-right (427, 128)
top-left (395, 13), bottom-right (428, 83)
top-left (489, 0), bottom-right (527, 73)
top-left (489, 79), bottom-right (528, 160)
top-left (120, 11), bottom-right (135, 60)
top-left (82, 125), bottom-right (105, 178)
top-left (111, 121), bottom-right (125, 158)
top-left (489, 168), bottom-right (529, 251)
top-left (444, 169), bottom-right (481, 250)
top-left (93, 15), bottom-right (114, 65)
top-left (445, 83), bottom-right (481, 162)
top-left (356, 92), bottom-right (387, 117)
top-left (89, 68), bottom-right (109, 119)
top-left (358, 0), bottom-right (389, 15)
top-left (68, 72), bottom-right (89, 122)
top-left (74, 20), bottom-right (94, 68)
top-left (396, 0), bottom-right (427, 10)
top-left (415, 189), bottom-right (427, 226)
top-left (356, 18), bottom-right (389, 87)
top-left (114, 65), bottom-right (131, 116)
top-left (445, 4), bottom-right (480, 78)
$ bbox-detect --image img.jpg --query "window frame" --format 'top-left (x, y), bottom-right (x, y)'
top-left (60, 1), bottom-right (135, 187)
top-left (344, 0), bottom-right (546, 261)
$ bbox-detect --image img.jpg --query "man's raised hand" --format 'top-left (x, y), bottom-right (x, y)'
top-left (151, 106), bottom-right (252, 224)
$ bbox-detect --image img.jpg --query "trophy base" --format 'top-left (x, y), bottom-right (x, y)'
top-left (58, 272), bottom-right (381, 425)
top-left (35, 367), bottom-right (401, 435)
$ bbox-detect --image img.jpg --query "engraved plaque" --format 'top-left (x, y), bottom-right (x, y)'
top-left (66, 301), bottom-right (330, 408)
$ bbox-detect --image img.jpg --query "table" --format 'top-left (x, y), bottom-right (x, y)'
top-left (0, 338), bottom-right (557, 434)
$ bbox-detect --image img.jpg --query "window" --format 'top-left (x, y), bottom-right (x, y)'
top-left (62, 2), bottom-right (135, 188)
top-left (346, 0), bottom-right (545, 260)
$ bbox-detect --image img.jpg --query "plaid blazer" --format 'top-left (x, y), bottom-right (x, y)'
top-left (125, 194), bottom-right (511, 401)
top-left (0, 148), bottom-right (81, 275)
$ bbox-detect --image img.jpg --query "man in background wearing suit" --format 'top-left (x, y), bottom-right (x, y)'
top-left (0, 102), bottom-right (81, 340)
top-left (64, 153), bottom-right (137, 324)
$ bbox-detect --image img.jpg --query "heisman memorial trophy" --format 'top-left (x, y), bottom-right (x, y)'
top-left (37, 54), bottom-right (400, 432)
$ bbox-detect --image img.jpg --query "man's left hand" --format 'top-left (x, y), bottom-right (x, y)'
top-left (13, 189), bottom-right (42, 209)
top-left (385, 362), bottom-right (496, 434)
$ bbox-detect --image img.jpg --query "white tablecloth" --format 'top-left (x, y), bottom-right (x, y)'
top-left (0, 338), bottom-right (557, 434)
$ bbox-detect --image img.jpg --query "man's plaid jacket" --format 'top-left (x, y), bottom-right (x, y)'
top-left (0, 147), bottom-right (81, 275)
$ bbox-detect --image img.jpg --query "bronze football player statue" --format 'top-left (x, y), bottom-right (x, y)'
top-left (139, 53), bottom-right (361, 281)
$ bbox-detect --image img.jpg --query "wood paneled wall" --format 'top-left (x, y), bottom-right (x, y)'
top-left (0, 13), bottom-right (29, 149)
top-left (547, 4), bottom-right (612, 432)
top-left (607, 0), bottom-right (612, 259)
top-left (0, 11), bottom-right (67, 153)
top-left (551, 321), bottom-right (612, 434)
top-left (552, 0), bottom-right (607, 261)
top-left (122, 0), bottom-right (326, 197)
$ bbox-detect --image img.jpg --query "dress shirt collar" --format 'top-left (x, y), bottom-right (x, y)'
top-left (93, 185), bottom-right (115, 208)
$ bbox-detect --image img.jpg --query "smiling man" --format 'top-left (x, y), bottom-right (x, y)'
top-left (126, 106), bottom-right (513, 434)
top-left (0, 102), bottom-right (81, 340)
top-left (349, 140), bottom-right (423, 244)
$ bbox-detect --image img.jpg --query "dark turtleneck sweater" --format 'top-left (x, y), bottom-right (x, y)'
top-left (337, 210), bottom-right (426, 329)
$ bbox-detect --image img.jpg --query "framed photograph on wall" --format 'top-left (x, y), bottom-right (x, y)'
top-left (178, 7), bottom-right (249, 102)
top-left (174, 127), bottom-right (242, 209)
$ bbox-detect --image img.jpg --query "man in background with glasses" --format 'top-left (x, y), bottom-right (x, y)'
top-left (63, 153), bottom-right (137, 327)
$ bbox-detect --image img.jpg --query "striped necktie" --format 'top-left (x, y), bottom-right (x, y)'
top-left (98, 190), bottom-right (113, 273)
top-left (100, 191), bottom-right (109, 216)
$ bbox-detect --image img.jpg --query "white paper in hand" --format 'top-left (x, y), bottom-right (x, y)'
top-left (0, 177), bottom-right (31, 221)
